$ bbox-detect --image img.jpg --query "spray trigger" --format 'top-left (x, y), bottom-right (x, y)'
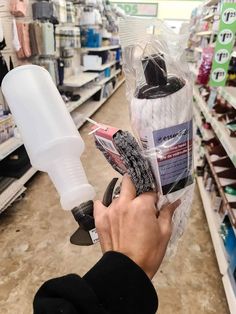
top-left (70, 178), bottom-right (120, 246)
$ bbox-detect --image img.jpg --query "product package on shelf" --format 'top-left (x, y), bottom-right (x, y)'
top-left (121, 22), bottom-right (195, 255)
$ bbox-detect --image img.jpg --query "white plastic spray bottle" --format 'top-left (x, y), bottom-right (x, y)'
top-left (1, 65), bottom-right (95, 210)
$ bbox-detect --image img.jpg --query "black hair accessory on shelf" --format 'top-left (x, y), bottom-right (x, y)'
top-left (135, 54), bottom-right (185, 99)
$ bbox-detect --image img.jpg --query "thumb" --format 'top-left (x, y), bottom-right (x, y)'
top-left (94, 200), bottom-right (112, 253)
top-left (159, 199), bottom-right (181, 222)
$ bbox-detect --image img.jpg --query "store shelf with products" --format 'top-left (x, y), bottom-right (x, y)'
top-left (97, 69), bottom-right (121, 86)
top-left (66, 85), bottom-right (102, 113)
top-left (222, 270), bottom-right (236, 314)
top-left (0, 167), bottom-right (37, 214)
top-left (63, 73), bottom-right (99, 88)
top-left (194, 47), bottom-right (203, 53)
top-left (72, 78), bottom-right (125, 129)
top-left (204, 150), bottom-right (236, 231)
top-left (196, 176), bottom-right (229, 275)
top-left (203, 12), bottom-right (215, 21)
top-left (0, 137), bottom-right (23, 161)
top-left (203, 0), bottom-right (219, 7)
top-left (193, 86), bottom-right (236, 168)
top-left (218, 87), bottom-right (236, 110)
top-left (82, 45), bottom-right (120, 52)
top-left (83, 60), bottom-right (117, 71)
top-left (196, 30), bottom-right (213, 36)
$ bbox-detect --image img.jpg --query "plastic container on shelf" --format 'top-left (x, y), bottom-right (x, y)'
top-left (1, 65), bottom-right (95, 210)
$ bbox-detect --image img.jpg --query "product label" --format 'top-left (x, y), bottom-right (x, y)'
top-left (93, 125), bottom-right (127, 173)
top-left (152, 120), bottom-right (193, 194)
top-left (89, 228), bottom-right (99, 244)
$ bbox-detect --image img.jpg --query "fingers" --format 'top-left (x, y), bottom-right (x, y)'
top-left (119, 174), bottom-right (136, 202)
top-left (136, 191), bottom-right (158, 206)
top-left (159, 199), bottom-right (181, 222)
top-left (94, 200), bottom-right (112, 253)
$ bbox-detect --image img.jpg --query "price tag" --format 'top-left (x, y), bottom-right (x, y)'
top-left (89, 228), bottom-right (99, 244)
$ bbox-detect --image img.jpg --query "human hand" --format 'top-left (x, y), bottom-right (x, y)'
top-left (94, 174), bottom-right (181, 279)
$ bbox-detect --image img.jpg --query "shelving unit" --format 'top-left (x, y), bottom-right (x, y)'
top-left (203, 12), bottom-right (215, 21)
top-left (196, 30), bottom-right (213, 36)
top-left (82, 45), bottom-right (120, 52)
top-left (67, 85), bottom-right (102, 113)
top-left (218, 87), bottom-right (236, 110)
top-left (0, 137), bottom-right (23, 161)
top-left (196, 176), bottom-right (229, 275)
top-left (222, 271), bottom-right (236, 314)
top-left (63, 72), bottom-right (99, 88)
top-left (203, 0), bottom-right (218, 6)
top-left (97, 69), bottom-right (121, 86)
top-left (193, 86), bottom-right (236, 167)
top-left (83, 60), bottom-right (117, 71)
top-left (0, 167), bottom-right (37, 213)
top-left (73, 78), bottom-right (125, 129)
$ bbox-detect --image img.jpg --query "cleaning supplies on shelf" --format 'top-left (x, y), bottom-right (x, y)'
top-left (1, 65), bottom-right (95, 210)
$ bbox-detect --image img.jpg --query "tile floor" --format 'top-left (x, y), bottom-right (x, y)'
top-left (0, 84), bottom-right (229, 314)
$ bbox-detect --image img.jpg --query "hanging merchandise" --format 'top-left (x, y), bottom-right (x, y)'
top-left (57, 57), bottom-right (65, 85)
top-left (41, 22), bottom-right (55, 56)
top-left (15, 22), bottom-right (31, 59)
top-left (0, 18), bottom-right (6, 51)
top-left (80, 8), bottom-right (96, 25)
top-left (32, 1), bottom-right (53, 21)
top-left (52, 0), bottom-right (67, 23)
top-left (121, 22), bottom-right (194, 255)
top-left (9, 56), bottom-right (14, 70)
top-left (55, 26), bottom-right (80, 49)
top-left (12, 18), bottom-right (21, 55)
top-left (10, 0), bottom-right (28, 17)
top-left (66, 1), bottom-right (76, 24)
top-left (0, 54), bottom-right (9, 85)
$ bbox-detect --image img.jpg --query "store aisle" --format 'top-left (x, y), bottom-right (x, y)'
top-left (0, 84), bottom-right (229, 314)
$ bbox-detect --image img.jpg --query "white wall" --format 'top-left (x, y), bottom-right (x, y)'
top-left (111, 0), bottom-right (202, 20)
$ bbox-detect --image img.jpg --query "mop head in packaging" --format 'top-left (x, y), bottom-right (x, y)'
top-left (120, 19), bottom-right (195, 256)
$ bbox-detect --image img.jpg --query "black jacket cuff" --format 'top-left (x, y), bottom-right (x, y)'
top-left (83, 251), bottom-right (158, 314)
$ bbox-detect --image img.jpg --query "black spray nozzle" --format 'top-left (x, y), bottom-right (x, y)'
top-left (142, 54), bottom-right (167, 86)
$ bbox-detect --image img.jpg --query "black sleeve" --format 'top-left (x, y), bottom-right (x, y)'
top-left (33, 251), bottom-right (158, 314)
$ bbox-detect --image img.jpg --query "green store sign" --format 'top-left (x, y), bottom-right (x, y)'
top-left (113, 2), bottom-right (158, 17)
top-left (210, 3), bottom-right (236, 86)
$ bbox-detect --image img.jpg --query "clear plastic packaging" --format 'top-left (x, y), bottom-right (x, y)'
top-left (120, 19), bottom-right (195, 255)
top-left (2, 65), bottom-right (95, 210)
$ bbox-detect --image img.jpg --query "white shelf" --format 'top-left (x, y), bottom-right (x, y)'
top-left (196, 30), bottom-right (213, 36)
top-left (82, 45), bottom-right (120, 52)
top-left (196, 176), bottom-right (229, 275)
top-left (194, 47), bottom-right (203, 53)
top-left (203, 0), bottom-right (219, 7)
top-left (222, 271), bottom-right (236, 314)
top-left (67, 85), bottom-right (102, 113)
top-left (203, 12), bottom-right (215, 21)
top-left (63, 73), bottom-right (99, 88)
top-left (193, 105), bottom-right (214, 140)
top-left (97, 69), bottom-right (121, 86)
top-left (218, 86), bottom-right (236, 110)
top-left (84, 60), bottom-right (117, 71)
top-left (0, 167), bottom-right (37, 213)
top-left (74, 78), bottom-right (125, 129)
top-left (0, 137), bottom-right (23, 161)
top-left (193, 86), bottom-right (236, 167)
